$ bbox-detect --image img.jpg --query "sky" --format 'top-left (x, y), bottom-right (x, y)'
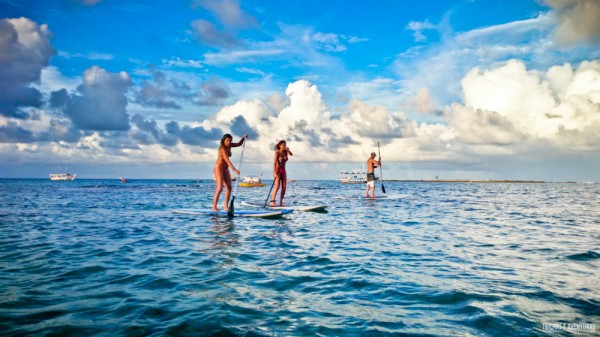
top-left (1, 0), bottom-right (600, 181)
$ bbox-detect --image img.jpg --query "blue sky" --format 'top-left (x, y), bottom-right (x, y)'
top-left (1, 0), bottom-right (600, 181)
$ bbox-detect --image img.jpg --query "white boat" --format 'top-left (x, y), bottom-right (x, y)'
top-left (240, 175), bottom-right (265, 187)
top-left (339, 170), bottom-right (367, 184)
top-left (49, 172), bottom-right (76, 181)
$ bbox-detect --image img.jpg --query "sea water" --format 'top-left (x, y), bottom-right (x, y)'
top-left (0, 179), bottom-right (598, 336)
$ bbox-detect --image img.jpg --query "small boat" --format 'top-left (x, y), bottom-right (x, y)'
top-left (119, 177), bottom-right (128, 183)
top-left (239, 175), bottom-right (265, 187)
top-left (49, 170), bottom-right (76, 181)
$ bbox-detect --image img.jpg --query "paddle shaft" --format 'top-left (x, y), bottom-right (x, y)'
top-left (378, 142), bottom-right (386, 193)
top-left (264, 178), bottom-right (276, 207)
top-left (228, 139), bottom-right (246, 217)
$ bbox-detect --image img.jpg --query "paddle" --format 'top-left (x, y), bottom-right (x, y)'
top-left (378, 142), bottom-right (386, 193)
top-left (228, 139), bottom-right (246, 217)
top-left (263, 178), bottom-right (276, 207)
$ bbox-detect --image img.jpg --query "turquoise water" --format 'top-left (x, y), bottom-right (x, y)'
top-left (1, 179), bottom-right (598, 336)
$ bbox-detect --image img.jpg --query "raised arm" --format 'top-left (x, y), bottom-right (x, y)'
top-left (231, 134), bottom-right (248, 147)
top-left (286, 146), bottom-right (293, 156)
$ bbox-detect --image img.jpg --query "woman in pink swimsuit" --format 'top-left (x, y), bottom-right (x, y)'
top-left (271, 140), bottom-right (293, 206)
top-left (212, 133), bottom-right (247, 211)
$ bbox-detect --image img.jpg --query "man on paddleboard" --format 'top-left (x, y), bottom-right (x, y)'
top-left (366, 152), bottom-right (381, 198)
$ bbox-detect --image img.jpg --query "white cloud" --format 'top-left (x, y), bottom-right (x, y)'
top-left (57, 51), bottom-right (113, 60)
top-left (405, 87), bottom-right (440, 115)
top-left (456, 15), bottom-right (551, 43)
top-left (461, 60), bottom-right (557, 137)
top-left (0, 17), bottom-right (55, 118)
top-left (452, 59), bottom-right (600, 149)
top-left (63, 66), bottom-right (132, 131)
top-left (312, 32), bottom-right (347, 52)
top-left (406, 20), bottom-right (436, 42)
top-left (162, 57), bottom-right (204, 69)
top-left (3, 57), bottom-right (600, 180)
top-left (203, 49), bottom-right (285, 66)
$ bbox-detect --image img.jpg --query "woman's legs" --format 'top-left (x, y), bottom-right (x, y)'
top-left (271, 174), bottom-right (280, 206)
top-left (279, 171), bottom-right (287, 205)
top-left (212, 165), bottom-right (223, 210)
top-left (223, 170), bottom-right (232, 210)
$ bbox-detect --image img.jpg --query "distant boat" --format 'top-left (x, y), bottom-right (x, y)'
top-left (49, 172), bottom-right (76, 181)
top-left (339, 170), bottom-right (366, 184)
top-left (119, 177), bottom-right (128, 183)
top-left (239, 175), bottom-right (265, 187)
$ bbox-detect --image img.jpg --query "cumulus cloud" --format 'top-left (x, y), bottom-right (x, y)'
top-left (0, 121), bottom-right (35, 143)
top-left (195, 78), bottom-right (230, 105)
top-left (230, 115), bottom-right (258, 139)
top-left (134, 70), bottom-right (183, 109)
top-left (461, 60), bottom-right (558, 137)
top-left (446, 104), bottom-right (525, 146)
top-left (450, 59), bottom-right (600, 149)
top-left (0, 18), bottom-right (55, 119)
top-left (57, 66), bottom-right (132, 131)
top-left (134, 69), bottom-right (229, 108)
top-left (545, 0), bottom-right (600, 45)
top-left (405, 87), bottom-right (441, 115)
top-left (3, 58), bottom-right (599, 174)
top-left (130, 113), bottom-right (223, 147)
top-left (166, 121), bottom-right (223, 146)
top-left (209, 80), bottom-right (416, 161)
top-left (347, 99), bottom-right (415, 139)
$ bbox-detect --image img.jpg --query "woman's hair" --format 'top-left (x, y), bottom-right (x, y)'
top-left (220, 134), bottom-right (233, 146)
top-left (275, 140), bottom-right (286, 150)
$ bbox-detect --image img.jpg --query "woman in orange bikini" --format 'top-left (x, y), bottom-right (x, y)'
top-left (270, 140), bottom-right (293, 206)
top-left (212, 133), bottom-right (247, 211)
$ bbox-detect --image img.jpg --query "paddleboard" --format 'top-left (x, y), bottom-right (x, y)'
top-left (241, 201), bottom-right (327, 212)
top-left (172, 208), bottom-right (293, 218)
top-left (334, 195), bottom-right (390, 200)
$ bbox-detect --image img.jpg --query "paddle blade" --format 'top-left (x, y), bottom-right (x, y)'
top-left (381, 183), bottom-right (386, 193)
top-left (227, 196), bottom-right (235, 217)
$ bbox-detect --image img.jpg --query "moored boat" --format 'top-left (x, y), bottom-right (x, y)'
top-left (239, 175), bottom-right (265, 187)
top-left (49, 172), bottom-right (76, 181)
top-left (339, 170), bottom-right (366, 184)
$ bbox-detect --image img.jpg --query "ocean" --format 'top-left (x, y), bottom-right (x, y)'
top-left (0, 179), bottom-right (598, 336)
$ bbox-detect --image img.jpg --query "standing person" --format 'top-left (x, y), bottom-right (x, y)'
top-left (270, 140), bottom-right (293, 206)
top-left (212, 133), bottom-right (248, 211)
top-left (366, 152), bottom-right (381, 198)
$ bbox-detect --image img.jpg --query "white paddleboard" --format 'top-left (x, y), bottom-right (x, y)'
top-left (172, 208), bottom-right (292, 218)
top-left (241, 201), bottom-right (327, 212)
top-left (334, 195), bottom-right (390, 200)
